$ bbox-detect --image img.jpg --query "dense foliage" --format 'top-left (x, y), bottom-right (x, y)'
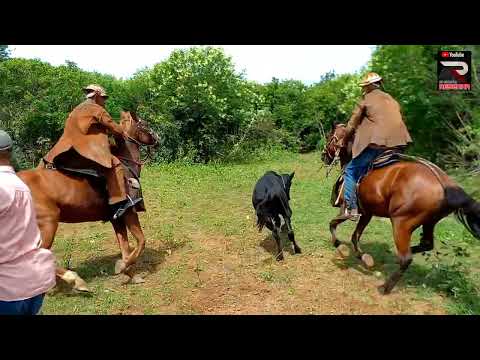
top-left (1, 45), bottom-right (479, 169)
top-left (125, 47), bottom-right (262, 162)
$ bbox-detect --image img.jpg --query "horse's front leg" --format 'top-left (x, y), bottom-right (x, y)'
top-left (112, 210), bottom-right (146, 283)
top-left (123, 210), bottom-right (146, 267)
top-left (111, 218), bottom-right (132, 275)
top-left (351, 212), bottom-right (375, 268)
top-left (329, 205), bottom-right (350, 257)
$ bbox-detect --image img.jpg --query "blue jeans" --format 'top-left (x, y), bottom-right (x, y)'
top-left (0, 293), bottom-right (45, 315)
top-left (344, 147), bottom-right (385, 210)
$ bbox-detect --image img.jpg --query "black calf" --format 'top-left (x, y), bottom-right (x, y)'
top-left (252, 171), bottom-right (301, 260)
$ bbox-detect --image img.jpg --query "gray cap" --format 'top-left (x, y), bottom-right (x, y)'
top-left (0, 130), bottom-right (13, 151)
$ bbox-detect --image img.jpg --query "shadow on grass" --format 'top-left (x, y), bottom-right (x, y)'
top-left (73, 247), bottom-right (170, 282)
top-left (331, 239), bottom-right (480, 314)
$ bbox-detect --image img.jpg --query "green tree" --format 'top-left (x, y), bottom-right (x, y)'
top-left (262, 79), bottom-right (308, 131)
top-left (130, 46), bottom-right (261, 162)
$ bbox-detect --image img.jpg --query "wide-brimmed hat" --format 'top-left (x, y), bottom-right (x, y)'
top-left (359, 72), bottom-right (383, 87)
top-left (83, 84), bottom-right (108, 98)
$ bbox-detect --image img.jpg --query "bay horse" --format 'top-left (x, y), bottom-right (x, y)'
top-left (18, 111), bottom-right (158, 292)
top-left (322, 123), bottom-right (480, 294)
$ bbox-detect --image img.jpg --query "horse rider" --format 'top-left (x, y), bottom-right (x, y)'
top-left (43, 84), bottom-right (141, 220)
top-left (341, 72), bottom-right (412, 221)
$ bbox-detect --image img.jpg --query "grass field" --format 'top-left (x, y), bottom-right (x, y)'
top-left (42, 151), bottom-right (480, 315)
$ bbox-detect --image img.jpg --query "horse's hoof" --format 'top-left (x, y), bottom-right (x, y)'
top-left (131, 275), bottom-right (146, 284)
top-left (74, 286), bottom-right (91, 294)
top-left (294, 246), bottom-right (302, 254)
top-left (115, 259), bottom-right (127, 275)
top-left (378, 284), bottom-right (391, 295)
top-left (337, 244), bottom-right (350, 258)
top-left (361, 253), bottom-right (375, 268)
top-left (74, 278), bottom-right (91, 293)
top-left (276, 254), bottom-right (285, 261)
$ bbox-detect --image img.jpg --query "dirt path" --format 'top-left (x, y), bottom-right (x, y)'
top-left (149, 231), bottom-right (445, 314)
top-left (69, 226), bottom-right (445, 315)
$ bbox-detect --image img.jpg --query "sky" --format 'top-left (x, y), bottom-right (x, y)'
top-left (9, 45), bottom-right (375, 84)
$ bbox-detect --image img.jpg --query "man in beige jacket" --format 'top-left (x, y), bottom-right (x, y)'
top-left (43, 85), bottom-right (141, 220)
top-left (342, 72), bottom-right (412, 221)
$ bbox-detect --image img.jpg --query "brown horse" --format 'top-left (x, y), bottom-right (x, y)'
top-left (322, 123), bottom-right (480, 294)
top-left (18, 111), bottom-right (158, 292)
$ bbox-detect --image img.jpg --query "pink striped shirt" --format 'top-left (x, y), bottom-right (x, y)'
top-left (0, 165), bottom-right (56, 301)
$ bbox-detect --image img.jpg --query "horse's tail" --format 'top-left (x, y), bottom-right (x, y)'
top-left (445, 186), bottom-right (480, 240)
top-left (397, 154), bottom-right (480, 240)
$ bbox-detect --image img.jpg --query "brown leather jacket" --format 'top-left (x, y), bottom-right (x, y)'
top-left (346, 89), bottom-right (412, 158)
top-left (44, 99), bottom-right (124, 168)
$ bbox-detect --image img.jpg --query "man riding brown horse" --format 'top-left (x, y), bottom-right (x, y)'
top-left (43, 84), bottom-right (142, 220)
top-left (322, 73), bottom-right (480, 294)
top-left (341, 72), bottom-right (412, 221)
top-left (20, 108), bottom-right (157, 292)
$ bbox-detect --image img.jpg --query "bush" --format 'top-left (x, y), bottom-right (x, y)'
top-left (129, 47), bottom-right (262, 163)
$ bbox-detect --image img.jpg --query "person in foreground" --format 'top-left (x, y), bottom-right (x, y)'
top-left (342, 72), bottom-right (412, 221)
top-left (0, 130), bottom-right (56, 315)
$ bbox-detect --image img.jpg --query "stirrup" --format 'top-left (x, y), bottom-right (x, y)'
top-left (347, 213), bottom-right (361, 222)
top-left (112, 196), bottom-right (143, 220)
top-left (340, 208), bottom-right (361, 222)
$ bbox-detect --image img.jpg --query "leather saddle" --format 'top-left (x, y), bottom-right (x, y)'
top-left (330, 148), bottom-right (403, 208)
top-left (40, 157), bottom-right (146, 213)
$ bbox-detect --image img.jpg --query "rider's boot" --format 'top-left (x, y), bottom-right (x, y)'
top-left (111, 196), bottom-right (143, 220)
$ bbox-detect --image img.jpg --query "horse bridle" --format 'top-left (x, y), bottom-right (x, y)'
top-left (324, 134), bottom-right (340, 159)
top-left (118, 115), bottom-right (159, 167)
top-left (124, 117), bottom-right (158, 147)
top-left (323, 127), bottom-right (344, 177)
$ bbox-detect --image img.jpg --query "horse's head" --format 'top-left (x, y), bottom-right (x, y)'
top-left (321, 122), bottom-right (348, 165)
top-left (120, 111), bottom-right (159, 147)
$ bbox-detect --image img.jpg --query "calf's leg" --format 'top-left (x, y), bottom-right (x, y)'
top-left (285, 217), bottom-right (301, 254)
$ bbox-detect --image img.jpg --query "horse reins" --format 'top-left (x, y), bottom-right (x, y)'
top-left (325, 148), bottom-right (341, 178)
top-left (117, 155), bottom-right (144, 167)
top-left (323, 131), bottom-right (342, 178)
top-left (117, 116), bottom-right (159, 174)
top-left (124, 133), bottom-right (143, 147)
